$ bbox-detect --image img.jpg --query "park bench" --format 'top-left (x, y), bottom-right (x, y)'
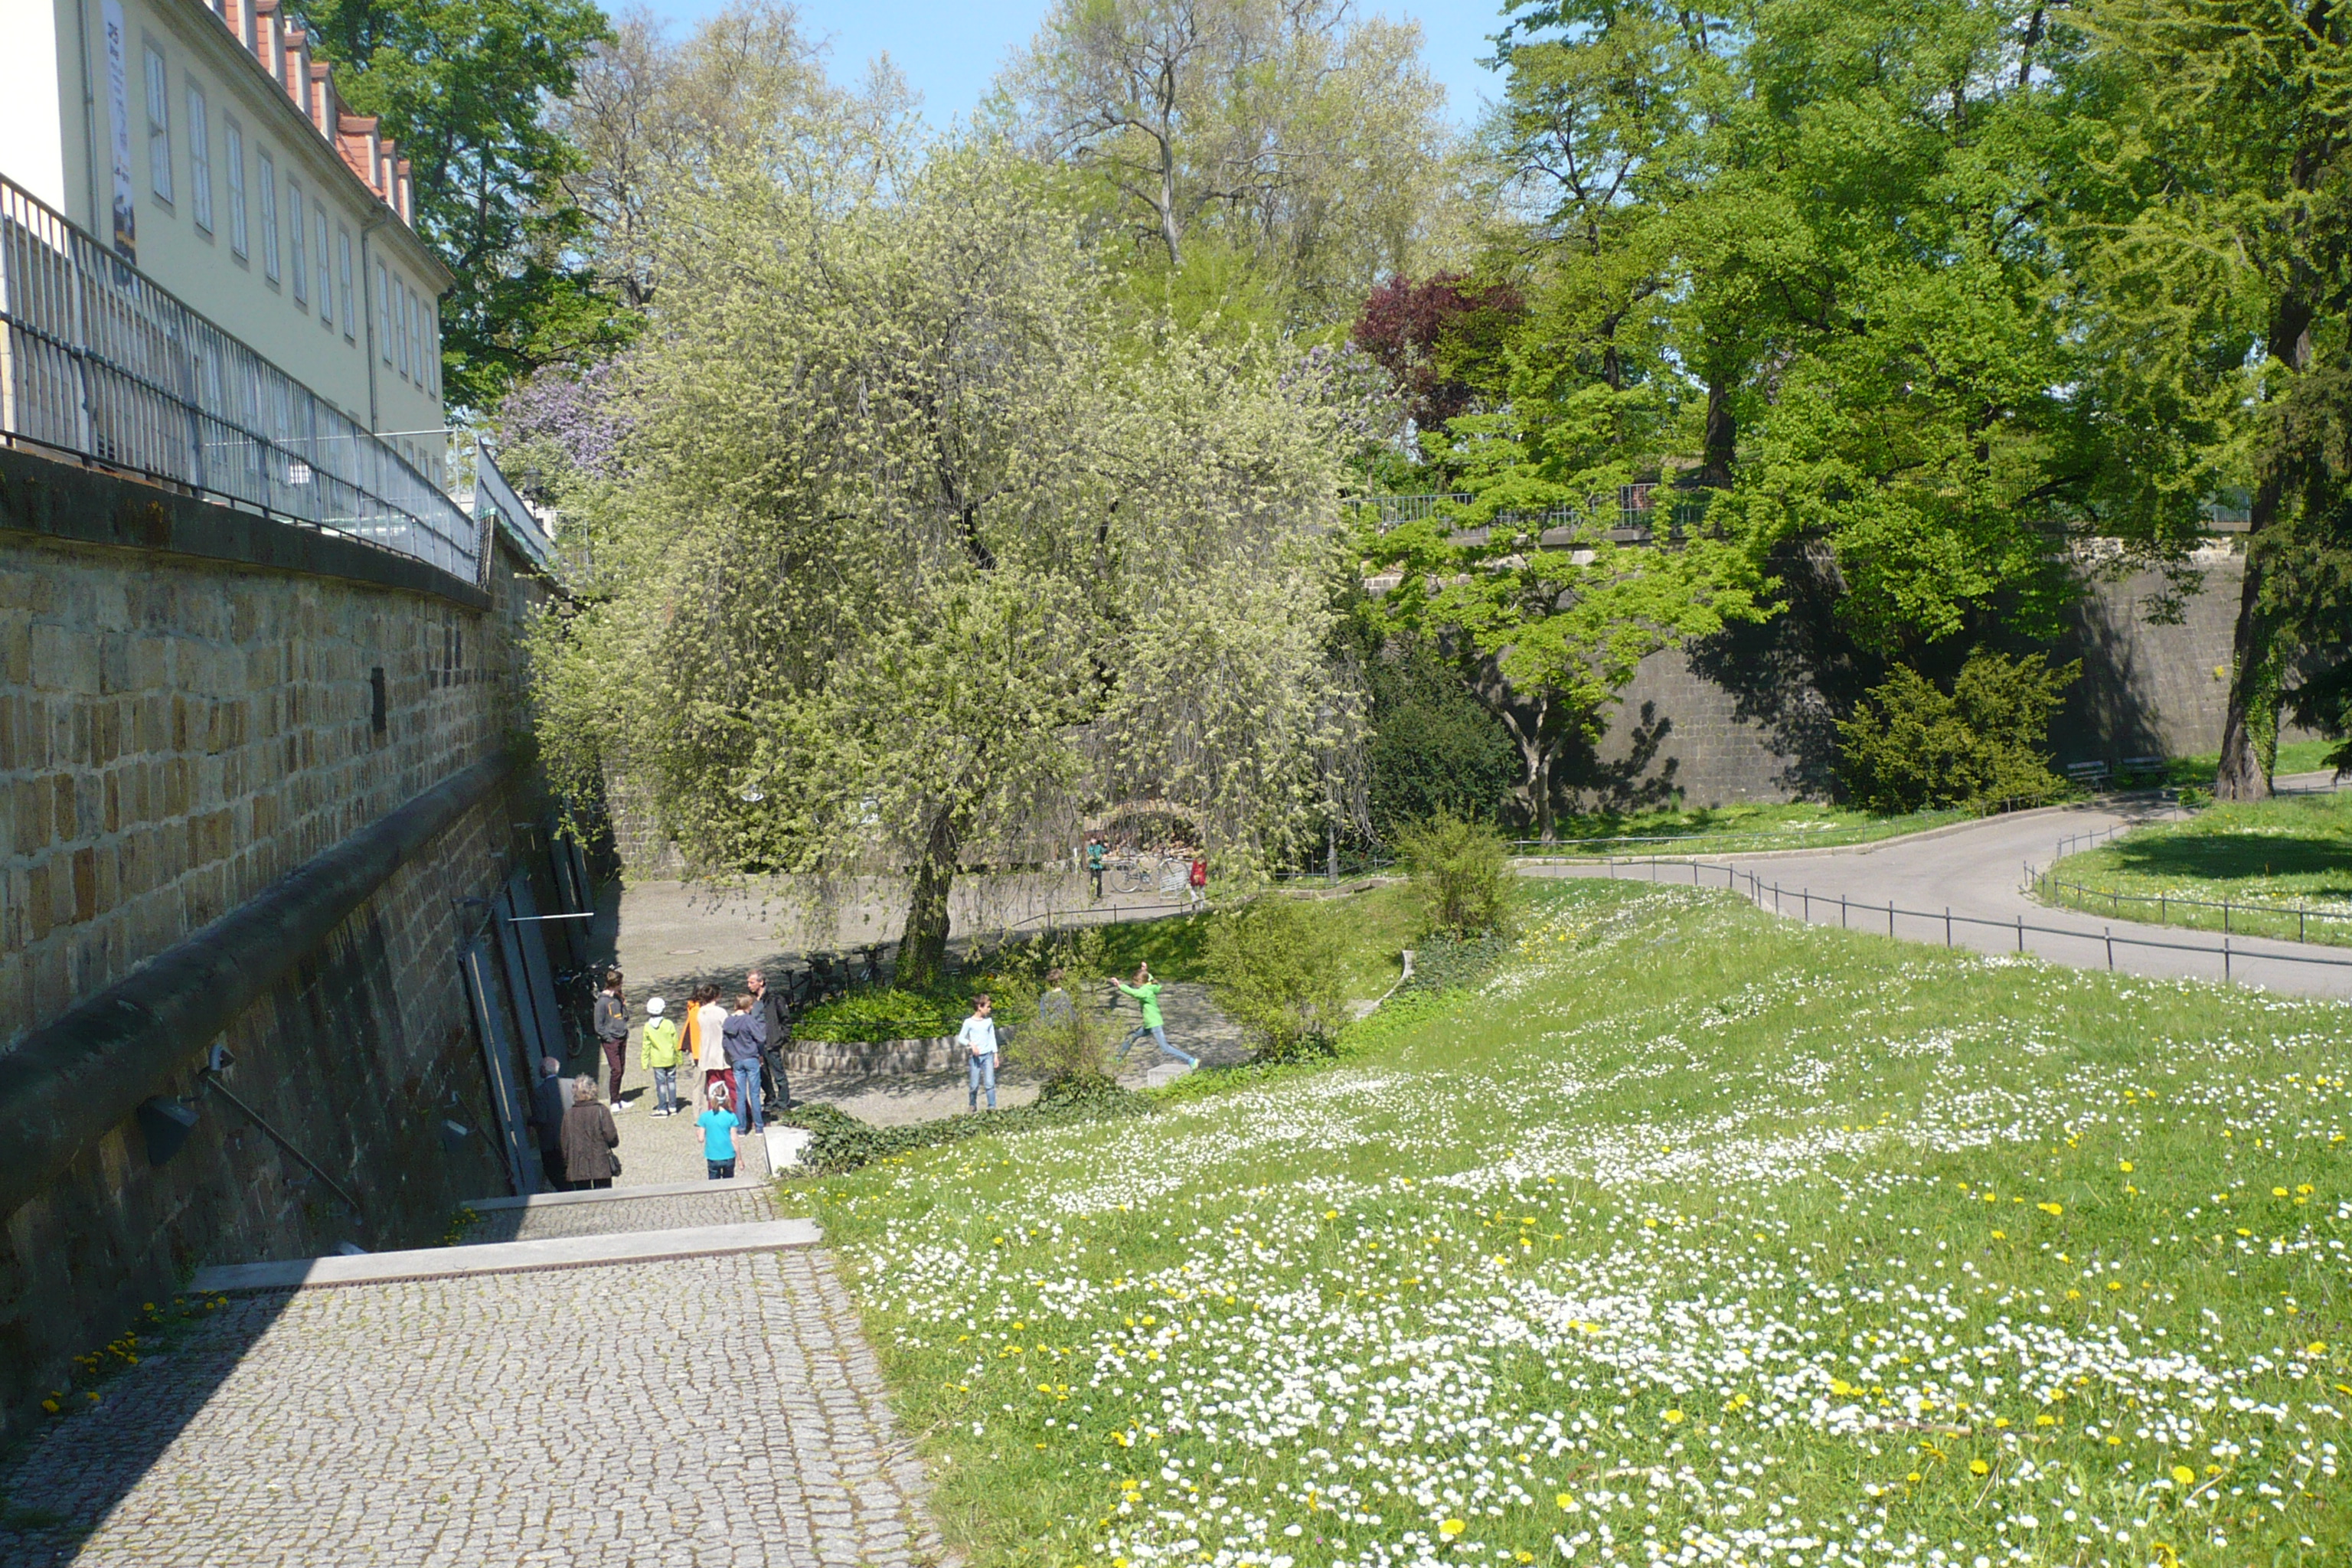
top-left (2064, 760), bottom-right (2111, 791)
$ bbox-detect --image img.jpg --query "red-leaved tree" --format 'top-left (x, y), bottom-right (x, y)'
top-left (1348, 273), bottom-right (1523, 435)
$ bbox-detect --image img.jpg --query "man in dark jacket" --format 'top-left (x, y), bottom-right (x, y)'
top-left (747, 969), bottom-right (793, 1114)
top-left (531, 1056), bottom-right (569, 1190)
top-left (593, 972), bottom-right (629, 1110)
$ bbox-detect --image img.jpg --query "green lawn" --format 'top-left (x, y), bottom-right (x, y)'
top-left (1521, 801), bottom-right (1974, 857)
top-left (2168, 738), bottom-right (2344, 788)
top-left (782, 880), bottom-right (2352, 1568)
top-left (2040, 791), bottom-right (2352, 947)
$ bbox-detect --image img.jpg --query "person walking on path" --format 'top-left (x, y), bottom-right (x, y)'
top-left (1086, 838), bottom-right (1106, 901)
top-left (695, 987), bottom-right (731, 1108)
top-left (959, 994), bottom-right (999, 1112)
top-left (748, 969), bottom-right (794, 1114)
top-left (697, 1083), bottom-right (740, 1180)
top-left (641, 998), bottom-right (683, 1116)
top-left (560, 1076), bottom-right (619, 1190)
top-left (1037, 969), bottom-right (1076, 1032)
top-left (1187, 853), bottom-right (1207, 914)
top-left (531, 1054), bottom-right (569, 1190)
top-left (722, 993), bottom-right (768, 1135)
top-left (1112, 963), bottom-right (1197, 1068)
top-left (594, 972), bottom-right (631, 1109)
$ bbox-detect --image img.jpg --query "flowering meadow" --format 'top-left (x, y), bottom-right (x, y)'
top-left (792, 881), bottom-right (2351, 1568)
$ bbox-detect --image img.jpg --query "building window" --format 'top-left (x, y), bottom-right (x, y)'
top-left (315, 205), bottom-right (332, 328)
top-left (396, 281), bottom-right (411, 379)
top-left (224, 119), bottom-right (247, 257)
top-left (338, 227), bottom-right (354, 340)
top-left (258, 150), bottom-right (279, 280)
top-left (289, 179), bottom-right (306, 306)
top-left (185, 81), bottom-right (212, 234)
top-left (143, 44), bottom-right (172, 204)
top-left (377, 260), bottom-right (391, 363)
top-left (426, 308), bottom-right (439, 397)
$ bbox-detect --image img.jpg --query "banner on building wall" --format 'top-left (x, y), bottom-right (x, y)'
top-left (102, 0), bottom-right (136, 262)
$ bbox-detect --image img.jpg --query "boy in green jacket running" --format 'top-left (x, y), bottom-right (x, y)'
top-left (1111, 963), bottom-right (1197, 1068)
top-left (641, 998), bottom-right (684, 1116)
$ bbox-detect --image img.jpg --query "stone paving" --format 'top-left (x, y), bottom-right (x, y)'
top-left (606, 1088), bottom-right (776, 1189)
top-left (0, 1247), bottom-right (943, 1567)
top-left (465, 1184), bottom-right (777, 1243)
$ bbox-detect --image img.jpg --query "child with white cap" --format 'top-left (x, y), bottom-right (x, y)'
top-left (640, 996), bottom-right (684, 1116)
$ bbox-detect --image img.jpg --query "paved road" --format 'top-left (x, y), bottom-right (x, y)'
top-left (0, 1196), bottom-right (942, 1567)
top-left (1530, 777), bottom-right (2352, 1000)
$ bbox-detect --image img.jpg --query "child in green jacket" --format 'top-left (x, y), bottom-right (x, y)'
top-left (641, 997), bottom-right (684, 1116)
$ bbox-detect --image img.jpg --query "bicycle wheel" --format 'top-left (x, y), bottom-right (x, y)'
top-left (1157, 858), bottom-right (1187, 894)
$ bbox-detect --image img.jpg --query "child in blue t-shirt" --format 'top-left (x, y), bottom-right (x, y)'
top-left (697, 1085), bottom-right (740, 1179)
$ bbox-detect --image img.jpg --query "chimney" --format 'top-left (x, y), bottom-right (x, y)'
top-left (309, 64), bottom-right (332, 136)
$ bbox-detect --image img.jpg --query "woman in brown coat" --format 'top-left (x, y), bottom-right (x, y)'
top-left (559, 1076), bottom-right (619, 1190)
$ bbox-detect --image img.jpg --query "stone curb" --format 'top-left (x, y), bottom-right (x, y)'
top-left (462, 1176), bottom-right (771, 1211)
top-left (191, 1218), bottom-right (822, 1294)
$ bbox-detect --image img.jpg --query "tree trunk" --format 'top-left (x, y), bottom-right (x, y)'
top-left (2216, 281), bottom-right (2313, 802)
top-left (2214, 547), bottom-right (2274, 802)
top-left (895, 804), bottom-right (965, 992)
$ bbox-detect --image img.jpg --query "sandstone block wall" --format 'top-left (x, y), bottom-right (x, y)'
top-left (1, 533), bottom-right (524, 1051)
top-left (0, 453), bottom-right (562, 1446)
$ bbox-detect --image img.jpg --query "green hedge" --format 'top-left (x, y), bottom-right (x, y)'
top-left (776, 1078), bottom-right (1146, 1174)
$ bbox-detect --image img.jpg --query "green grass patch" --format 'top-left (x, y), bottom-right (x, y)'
top-left (1524, 799), bottom-right (1974, 856)
top-left (2040, 791), bottom-right (2352, 947)
top-left (2167, 738), bottom-right (2343, 787)
top-left (799, 878), bottom-right (2352, 1568)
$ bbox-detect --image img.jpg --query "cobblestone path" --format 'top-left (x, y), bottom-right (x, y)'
top-left (608, 1089), bottom-right (776, 1188)
top-left (466, 1184), bottom-right (776, 1243)
top-left (0, 1229), bottom-right (941, 1566)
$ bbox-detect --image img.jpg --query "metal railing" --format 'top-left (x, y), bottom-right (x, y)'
top-left (1583, 854), bottom-right (2352, 983)
top-left (0, 174), bottom-right (481, 582)
top-left (472, 439), bottom-right (554, 570)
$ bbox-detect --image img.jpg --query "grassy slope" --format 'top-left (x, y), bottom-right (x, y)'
top-left (1525, 802), bottom-right (1975, 857)
top-left (2169, 739), bottom-right (2342, 786)
top-left (787, 881), bottom-right (2351, 1568)
top-left (1088, 884), bottom-right (1423, 1001)
top-left (2043, 792), bottom-right (2352, 948)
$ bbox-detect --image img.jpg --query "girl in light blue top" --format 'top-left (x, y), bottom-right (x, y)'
top-left (697, 1084), bottom-right (740, 1179)
top-left (958, 994), bottom-right (998, 1111)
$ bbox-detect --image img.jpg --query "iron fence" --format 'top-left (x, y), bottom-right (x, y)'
top-left (0, 175), bottom-right (481, 582)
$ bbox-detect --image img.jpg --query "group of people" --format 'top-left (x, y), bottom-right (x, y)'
top-left (534, 967), bottom-right (801, 1188)
top-left (952, 961), bottom-right (1197, 1112)
top-left (1083, 838), bottom-right (1209, 913)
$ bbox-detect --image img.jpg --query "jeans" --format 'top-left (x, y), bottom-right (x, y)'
top-left (651, 1067), bottom-right (679, 1113)
top-left (707, 1158), bottom-right (737, 1181)
top-left (601, 1040), bottom-right (627, 1103)
top-left (1118, 1023), bottom-right (1197, 1067)
top-left (760, 1047), bottom-right (792, 1111)
top-left (734, 1064), bottom-right (763, 1132)
top-left (968, 1052), bottom-right (997, 1110)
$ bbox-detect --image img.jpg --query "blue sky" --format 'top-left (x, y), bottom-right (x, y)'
top-left (645, 0), bottom-right (1514, 130)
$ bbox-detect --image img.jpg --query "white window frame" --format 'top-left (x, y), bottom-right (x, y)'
top-left (315, 204), bottom-right (332, 328)
top-left (143, 44), bottom-right (172, 204)
top-left (224, 118), bottom-right (247, 257)
top-left (377, 260), bottom-right (391, 363)
top-left (338, 227), bottom-right (355, 340)
top-left (396, 280), bottom-right (411, 379)
top-left (257, 149), bottom-right (279, 281)
top-left (288, 178), bottom-right (307, 306)
top-left (185, 80), bottom-right (212, 234)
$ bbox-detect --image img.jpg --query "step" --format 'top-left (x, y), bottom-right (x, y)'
top-left (191, 1217), bottom-right (822, 1294)
top-left (463, 1176), bottom-right (771, 1212)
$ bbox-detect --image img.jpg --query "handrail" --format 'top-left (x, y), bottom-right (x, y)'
top-left (0, 173), bottom-right (479, 581)
top-left (472, 438), bottom-right (554, 570)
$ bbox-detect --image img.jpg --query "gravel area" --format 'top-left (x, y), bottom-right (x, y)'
top-left (463, 1185), bottom-right (777, 1243)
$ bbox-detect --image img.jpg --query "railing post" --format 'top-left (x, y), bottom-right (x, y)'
top-left (2015, 916), bottom-right (2024, 952)
top-left (1840, 894), bottom-right (1848, 929)
top-left (2223, 936), bottom-right (2232, 982)
top-left (1945, 907), bottom-right (1952, 946)
top-left (2105, 926), bottom-right (2113, 970)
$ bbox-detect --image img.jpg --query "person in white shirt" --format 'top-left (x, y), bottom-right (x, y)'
top-left (697, 988), bottom-right (732, 1111)
top-left (958, 995), bottom-right (998, 1112)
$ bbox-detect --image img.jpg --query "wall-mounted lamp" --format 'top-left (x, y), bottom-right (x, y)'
top-left (136, 1097), bottom-right (201, 1168)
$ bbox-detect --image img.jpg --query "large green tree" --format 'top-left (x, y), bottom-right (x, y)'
top-left (2063, 0), bottom-right (2352, 798)
top-left (300, 0), bottom-right (621, 410)
top-left (532, 142), bottom-right (1360, 985)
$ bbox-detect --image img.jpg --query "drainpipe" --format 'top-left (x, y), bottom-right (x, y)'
top-left (360, 207), bottom-right (387, 430)
top-left (77, 0), bottom-right (102, 231)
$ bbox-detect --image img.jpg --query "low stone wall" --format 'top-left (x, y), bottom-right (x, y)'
top-left (786, 1037), bottom-right (960, 1076)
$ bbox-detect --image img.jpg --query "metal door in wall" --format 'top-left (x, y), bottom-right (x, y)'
top-left (460, 939), bottom-right (541, 1195)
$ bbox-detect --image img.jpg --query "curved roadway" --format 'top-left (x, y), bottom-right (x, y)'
top-left (1524, 775), bottom-right (2352, 1001)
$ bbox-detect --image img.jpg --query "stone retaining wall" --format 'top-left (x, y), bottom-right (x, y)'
top-left (786, 1037), bottom-right (960, 1076)
top-left (0, 449), bottom-right (557, 1446)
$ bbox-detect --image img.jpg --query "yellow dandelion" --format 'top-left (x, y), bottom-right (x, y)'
top-left (1663, 1408), bottom-right (1684, 1424)
top-left (2171, 1465), bottom-right (2196, 1486)
top-left (1968, 1459), bottom-right (1989, 1476)
top-left (1439, 1518), bottom-right (1466, 1537)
